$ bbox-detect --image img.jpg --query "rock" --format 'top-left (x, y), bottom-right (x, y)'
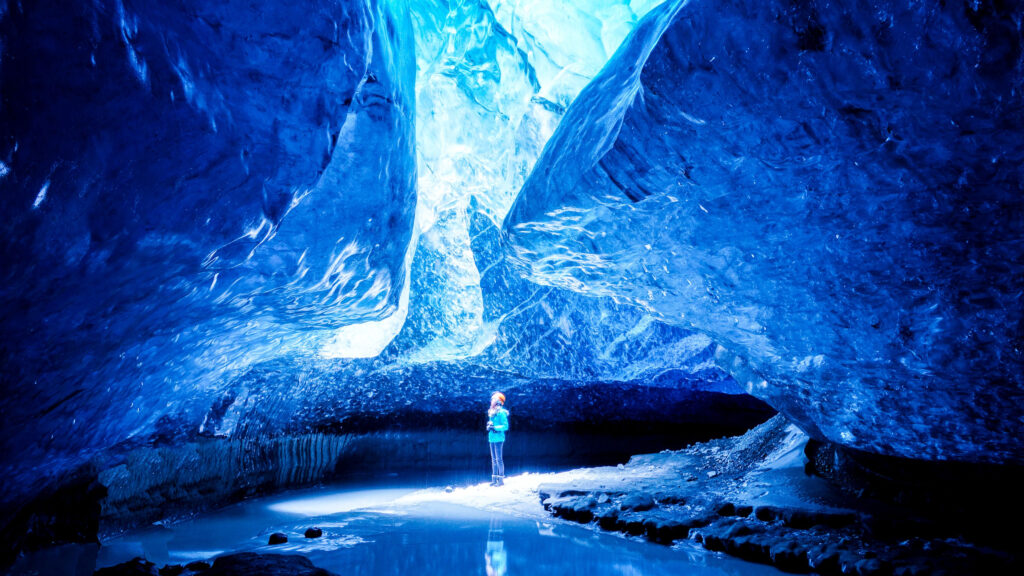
top-left (656, 493), bottom-right (686, 505)
top-left (750, 506), bottom-right (858, 529)
top-left (268, 532), bottom-right (288, 545)
top-left (720, 519), bottom-right (762, 539)
top-left (728, 535), bottom-right (773, 565)
top-left (685, 475), bottom-right (698, 482)
top-left (716, 503), bottom-right (736, 516)
top-left (707, 471), bottom-right (719, 478)
top-left (548, 495), bottom-right (597, 523)
top-left (205, 552), bottom-right (337, 575)
top-left (158, 566), bottom-right (185, 576)
top-left (892, 565), bottom-right (931, 576)
top-left (644, 517), bottom-right (691, 545)
top-left (769, 539), bottom-right (810, 572)
top-left (643, 511), bottom-right (717, 545)
top-left (839, 550), bottom-right (866, 574)
top-left (304, 527), bottom-right (323, 538)
top-left (613, 511), bottom-right (647, 536)
top-left (754, 506), bottom-right (781, 522)
top-left (184, 561), bottom-right (210, 571)
top-left (595, 506), bottom-right (620, 531)
top-left (808, 543), bottom-right (842, 573)
top-left (855, 557), bottom-right (889, 575)
top-left (785, 509), bottom-right (857, 529)
top-left (444, 485), bottom-right (454, 493)
top-left (620, 493), bottom-right (655, 512)
top-left (2, 476), bottom-right (106, 568)
top-left (94, 557), bottom-right (159, 575)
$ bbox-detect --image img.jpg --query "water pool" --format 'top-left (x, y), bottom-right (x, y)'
top-left (28, 485), bottom-right (780, 575)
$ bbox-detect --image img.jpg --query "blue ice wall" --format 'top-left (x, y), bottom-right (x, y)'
top-left (0, 0), bottom-right (416, 490)
top-left (506, 0), bottom-right (1024, 463)
top-left (0, 0), bottom-right (716, 510)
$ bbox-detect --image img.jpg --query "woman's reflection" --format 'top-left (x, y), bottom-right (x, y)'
top-left (485, 515), bottom-right (507, 576)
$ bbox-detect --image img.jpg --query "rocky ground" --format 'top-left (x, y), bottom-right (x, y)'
top-left (398, 415), bottom-right (1020, 575)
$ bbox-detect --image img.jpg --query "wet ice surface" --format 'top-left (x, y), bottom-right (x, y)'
top-left (93, 484), bottom-right (779, 576)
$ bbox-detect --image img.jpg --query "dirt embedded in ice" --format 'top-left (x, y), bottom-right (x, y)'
top-left (399, 416), bottom-right (1019, 575)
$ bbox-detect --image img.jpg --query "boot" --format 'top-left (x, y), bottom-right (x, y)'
top-left (490, 475), bottom-right (498, 487)
top-left (496, 475), bottom-right (504, 487)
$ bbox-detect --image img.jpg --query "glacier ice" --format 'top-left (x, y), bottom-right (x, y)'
top-left (505, 0), bottom-right (1024, 463)
top-left (388, 0), bottom-right (668, 361)
top-left (0, 0), bottom-right (416, 490)
top-left (0, 0), bottom-right (730, 515)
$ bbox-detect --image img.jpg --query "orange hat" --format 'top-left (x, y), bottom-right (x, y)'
top-left (491, 391), bottom-right (505, 404)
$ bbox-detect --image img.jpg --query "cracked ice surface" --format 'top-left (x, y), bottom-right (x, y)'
top-left (505, 0), bottom-right (1024, 463)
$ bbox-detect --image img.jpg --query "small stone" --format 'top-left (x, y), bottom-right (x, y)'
top-left (686, 475), bottom-right (698, 482)
top-left (444, 485), bottom-right (454, 493)
top-left (268, 532), bottom-right (288, 545)
top-left (304, 527), bottom-right (323, 538)
top-left (707, 471), bottom-right (718, 478)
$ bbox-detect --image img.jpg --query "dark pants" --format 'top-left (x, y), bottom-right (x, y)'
top-left (489, 441), bottom-right (505, 477)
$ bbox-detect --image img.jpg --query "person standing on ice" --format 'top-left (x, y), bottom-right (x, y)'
top-left (487, 391), bottom-right (510, 487)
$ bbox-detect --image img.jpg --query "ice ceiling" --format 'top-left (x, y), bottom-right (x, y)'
top-left (1, 0), bottom-right (1022, 503)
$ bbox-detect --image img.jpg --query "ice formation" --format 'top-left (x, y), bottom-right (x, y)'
top-left (391, 0), bottom-right (667, 361)
top-left (1, 0), bottom-right (730, 511)
top-left (0, 0), bottom-right (416, 492)
top-left (505, 0), bottom-right (1024, 463)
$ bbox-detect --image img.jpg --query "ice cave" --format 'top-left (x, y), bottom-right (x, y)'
top-left (1, 0), bottom-right (1022, 574)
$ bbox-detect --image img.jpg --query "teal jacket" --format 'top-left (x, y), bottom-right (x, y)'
top-left (488, 407), bottom-right (509, 443)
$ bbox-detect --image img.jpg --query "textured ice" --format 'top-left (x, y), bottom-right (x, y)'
top-left (0, 0), bottom-right (719, 508)
top-left (0, 0), bottom-right (416, 485)
top-left (505, 0), bottom-right (1024, 462)
top-left (392, 0), bottom-right (667, 361)
top-left (163, 210), bottom-right (737, 446)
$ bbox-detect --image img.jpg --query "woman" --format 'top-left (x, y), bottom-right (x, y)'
top-left (487, 391), bottom-right (510, 487)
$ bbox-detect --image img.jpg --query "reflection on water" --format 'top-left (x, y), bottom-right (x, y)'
top-left (485, 515), bottom-right (506, 576)
top-left (44, 486), bottom-right (780, 576)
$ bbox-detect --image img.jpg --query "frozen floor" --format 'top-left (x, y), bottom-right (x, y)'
top-left (78, 481), bottom-right (781, 576)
